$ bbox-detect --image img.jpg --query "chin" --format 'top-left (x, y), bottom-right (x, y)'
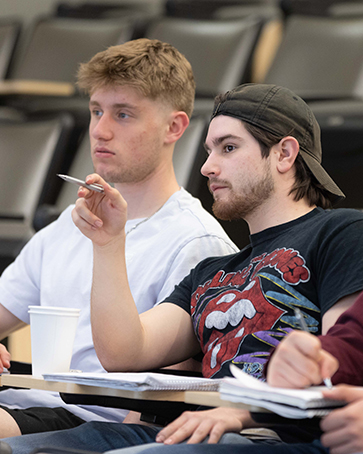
top-left (212, 202), bottom-right (233, 221)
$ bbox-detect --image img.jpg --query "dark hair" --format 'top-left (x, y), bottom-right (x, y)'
top-left (243, 121), bottom-right (332, 209)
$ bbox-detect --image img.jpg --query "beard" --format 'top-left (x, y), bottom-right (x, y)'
top-left (210, 167), bottom-right (274, 221)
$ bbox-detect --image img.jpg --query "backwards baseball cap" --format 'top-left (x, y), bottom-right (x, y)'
top-left (211, 83), bottom-right (345, 205)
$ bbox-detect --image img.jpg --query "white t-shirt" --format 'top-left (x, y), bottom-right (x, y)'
top-left (0, 188), bottom-right (238, 422)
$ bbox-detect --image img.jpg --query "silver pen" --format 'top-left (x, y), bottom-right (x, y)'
top-left (57, 174), bottom-right (104, 193)
top-left (294, 307), bottom-right (333, 389)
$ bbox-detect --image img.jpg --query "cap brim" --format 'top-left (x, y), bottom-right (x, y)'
top-left (299, 149), bottom-right (345, 205)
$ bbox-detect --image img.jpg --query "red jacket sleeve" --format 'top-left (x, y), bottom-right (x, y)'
top-left (319, 292), bottom-right (363, 386)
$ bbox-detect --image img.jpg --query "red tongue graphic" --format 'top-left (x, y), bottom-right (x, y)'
top-left (198, 279), bottom-right (284, 377)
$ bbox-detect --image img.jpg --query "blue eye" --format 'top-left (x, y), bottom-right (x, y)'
top-left (91, 109), bottom-right (102, 118)
top-left (224, 145), bottom-right (235, 153)
top-left (118, 112), bottom-right (130, 119)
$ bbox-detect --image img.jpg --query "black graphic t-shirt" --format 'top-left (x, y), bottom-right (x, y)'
top-left (163, 208), bottom-right (363, 380)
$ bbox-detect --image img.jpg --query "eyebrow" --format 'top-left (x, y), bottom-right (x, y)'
top-left (204, 134), bottom-right (242, 151)
top-left (89, 100), bottom-right (137, 110)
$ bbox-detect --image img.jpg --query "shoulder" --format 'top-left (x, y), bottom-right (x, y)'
top-left (163, 189), bottom-right (238, 250)
top-left (188, 249), bottom-right (241, 277)
top-left (304, 207), bottom-right (363, 234)
top-left (297, 208), bottom-right (363, 254)
top-left (317, 207), bottom-right (363, 223)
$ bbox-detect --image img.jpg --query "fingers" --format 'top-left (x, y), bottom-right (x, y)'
top-left (72, 197), bottom-right (103, 231)
top-left (268, 353), bottom-right (320, 388)
top-left (81, 174), bottom-right (113, 199)
top-left (321, 427), bottom-right (361, 454)
top-left (157, 416), bottom-right (222, 445)
top-left (155, 408), bottom-right (245, 445)
top-left (156, 412), bottom-right (202, 445)
top-left (72, 174), bottom-right (127, 233)
top-left (206, 424), bottom-right (226, 444)
top-left (319, 350), bottom-right (339, 384)
top-left (0, 344), bottom-right (11, 371)
top-left (268, 332), bottom-right (323, 388)
top-left (186, 419), bottom-right (223, 445)
top-left (320, 398), bottom-right (363, 454)
top-left (322, 385), bottom-right (363, 403)
top-left (268, 331), bottom-right (337, 388)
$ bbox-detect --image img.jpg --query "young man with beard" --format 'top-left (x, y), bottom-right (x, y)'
top-left (0, 39), bottom-right (238, 438)
top-left (106, 292), bottom-right (363, 454)
top-left (5, 83), bottom-right (363, 453)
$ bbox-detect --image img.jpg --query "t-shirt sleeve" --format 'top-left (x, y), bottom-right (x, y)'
top-left (316, 217), bottom-right (363, 314)
top-left (155, 235), bottom-right (236, 304)
top-left (160, 268), bottom-right (196, 315)
top-left (0, 231), bottom-right (44, 323)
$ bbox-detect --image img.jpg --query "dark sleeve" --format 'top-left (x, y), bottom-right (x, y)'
top-left (159, 270), bottom-right (194, 315)
top-left (317, 217), bottom-right (363, 315)
top-left (319, 291), bottom-right (363, 386)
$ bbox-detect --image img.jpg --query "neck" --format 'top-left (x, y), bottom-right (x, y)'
top-left (114, 163), bottom-right (180, 220)
top-left (246, 195), bottom-right (316, 235)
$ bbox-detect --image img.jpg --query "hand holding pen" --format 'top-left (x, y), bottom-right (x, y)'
top-left (59, 173), bottom-right (128, 247)
top-left (267, 313), bottom-right (339, 389)
top-left (294, 308), bottom-right (333, 389)
top-left (57, 174), bottom-right (105, 193)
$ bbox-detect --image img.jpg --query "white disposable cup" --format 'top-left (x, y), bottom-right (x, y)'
top-left (28, 306), bottom-right (80, 377)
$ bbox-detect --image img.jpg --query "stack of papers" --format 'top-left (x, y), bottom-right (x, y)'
top-left (43, 371), bottom-right (222, 392)
top-left (220, 365), bottom-right (346, 419)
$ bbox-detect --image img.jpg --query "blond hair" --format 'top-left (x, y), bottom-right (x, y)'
top-left (77, 38), bottom-right (195, 118)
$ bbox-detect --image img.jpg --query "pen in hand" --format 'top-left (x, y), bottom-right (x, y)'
top-left (57, 174), bottom-right (105, 193)
top-left (294, 307), bottom-right (333, 389)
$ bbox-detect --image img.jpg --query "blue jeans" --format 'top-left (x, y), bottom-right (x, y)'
top-left (4, 421), bottom-right (324, 454)
top-left (5, 422), bottom-right (160, 454)
top-left (107, 439), bottom-right (329, 454)
top-left (4, 422), bottom-right (277, 454)
top-left (107, 433), bottom-right (257, 454)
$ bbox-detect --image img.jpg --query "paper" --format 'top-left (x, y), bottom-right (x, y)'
top-left (219, 365), bottom-right (346, 419)
top-left (43, 371), bottom-right (221, 392)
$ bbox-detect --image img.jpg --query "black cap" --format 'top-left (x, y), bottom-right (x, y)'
top-left (211, 84), bottom-right (345, 205)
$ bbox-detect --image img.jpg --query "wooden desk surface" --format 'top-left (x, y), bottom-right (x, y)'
top-left (0, 374), bottom-right (267, 413)
top-left (0, 374), bottom-right (186, 402)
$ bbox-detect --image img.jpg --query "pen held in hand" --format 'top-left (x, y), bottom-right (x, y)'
top-left (294, 307), bottom-right (333, 390)
top-left (57, 174), bottom-right (104, 193)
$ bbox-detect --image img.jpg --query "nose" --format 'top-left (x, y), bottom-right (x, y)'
top-left (201, 152), bottom-right (220, 178)
top-left (91, 113), bottom-right (113, 141)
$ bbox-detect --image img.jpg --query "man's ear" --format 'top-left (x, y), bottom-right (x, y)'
top-left (275, 136), bottom-right (300, 174)
top-left (164, 111), bottom-right (190, 145)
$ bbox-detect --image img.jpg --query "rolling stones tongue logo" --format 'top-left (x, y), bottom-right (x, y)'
top-left (197, 278), bottom-right (284, 377)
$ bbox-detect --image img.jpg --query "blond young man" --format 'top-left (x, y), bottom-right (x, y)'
top-left (0, 39), bottom-right (237, 438)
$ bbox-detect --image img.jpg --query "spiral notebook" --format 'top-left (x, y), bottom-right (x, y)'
top-left (219, 365), bottom-right (346, 419)
top-left (42, 371), bottom-right (221, 392)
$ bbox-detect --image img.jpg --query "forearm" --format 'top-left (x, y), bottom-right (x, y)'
top-left (0, 304), bottom-right (26, 341)
top-left (91, 236), bottom-right (144, 371)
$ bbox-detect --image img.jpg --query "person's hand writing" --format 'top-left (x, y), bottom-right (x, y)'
top-left (71, 174), bottom-right (127, 247)
top-left (0, 343), bottom-right (11, 373)
top-left (155, 407), bottom-right (249, 445)
top-left (321, 386), bottom-right (363, 454)
top-left (267, 331), bottom-right (338, 388)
